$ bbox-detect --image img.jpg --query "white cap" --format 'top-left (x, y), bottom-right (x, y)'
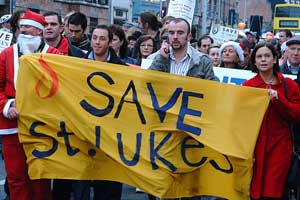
top-left (0, 14), bottom-right (11, 24)
top-left (219, 41), bottom-right (244, 62)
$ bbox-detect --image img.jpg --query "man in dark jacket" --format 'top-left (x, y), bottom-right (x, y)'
top-left (280, 37), bottom-right (300, 196)
top-left (67, 12), bottom-right (91, 52)
top-left (43, 11), bottom-right (86, 58)
top-left (73, 24), bottom-right (124, 200)
top-left (85, 24), bottom-right (125, 65)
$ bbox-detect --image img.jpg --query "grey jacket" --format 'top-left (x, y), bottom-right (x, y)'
top-left (149, 46), bottom-right (215, 80)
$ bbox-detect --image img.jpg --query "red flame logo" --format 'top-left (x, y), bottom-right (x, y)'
top-left (35, 55), bottom-right (59, 98)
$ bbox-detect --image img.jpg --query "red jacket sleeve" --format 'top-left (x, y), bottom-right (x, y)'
top-left (0, 48), bottom-right (9, 113)
top-left (272, 78), bottom-right (300, 123)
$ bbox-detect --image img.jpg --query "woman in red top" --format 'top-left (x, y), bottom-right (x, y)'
top-left (243, 42), bottom-right (300, 200)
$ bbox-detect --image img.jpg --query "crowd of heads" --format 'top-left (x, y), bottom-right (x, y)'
top-left (189, 28), bottom-right (300, 76)
top-left (1, 9), bottom-right (300, 74)
top-left (1, 8), bottom-right (300, 200)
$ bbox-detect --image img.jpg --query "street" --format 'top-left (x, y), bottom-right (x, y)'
top-left (0, 157), bottom-right (150, 200)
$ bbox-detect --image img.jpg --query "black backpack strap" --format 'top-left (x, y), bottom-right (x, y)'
top-left (297, 70), bottom-right (300, 86)
top-left (283, 78), bottom-right (300, 154)
top-left (284, 78), bottom-right (288, 98)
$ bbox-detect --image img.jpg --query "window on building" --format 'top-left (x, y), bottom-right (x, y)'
top-left (114, 9), bottom-right (128, 21)
top-left (116, 9), bottom-right (123, 17)
top-left (29, 8), bottom-right (40, 13)
top-left (97, 0), bottom-right (108, 5)
top-left (53, 0), bottom-right (108, 7)
top-left (89, 17), bottom-right (98, 33)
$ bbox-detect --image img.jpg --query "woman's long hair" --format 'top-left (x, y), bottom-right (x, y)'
top-left (250, 42), bottom-right (280, 73)
top-left (109, 24), bottom-right (129, 58)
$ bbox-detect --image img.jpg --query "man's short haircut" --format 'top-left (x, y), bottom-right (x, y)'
top-left (239, 38), bottom-right (252, 51)
top-left (139, 12), bottom-right (160, 31)
top-left (197, 34), bottom-right (214, 48)
top-left (43, 11), bottom-right (63, 25)
top-left (207, 44), bottom-right (220, 54)
top-left (169, 18), bottom-right (191, 34)
top-left (68, 12), bottom-right (87, 31)
top-left (280, 30), bottom-right (293, 38)
top-left (92, 24), bottom-right (113, 42)
top-left (161, 15), bottom-right (175, 26)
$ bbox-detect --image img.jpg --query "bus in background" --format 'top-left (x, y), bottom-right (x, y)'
top-left (273, 4), bottom-right (300, 33)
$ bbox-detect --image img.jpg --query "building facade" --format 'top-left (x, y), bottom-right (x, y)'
top-left (0, 0), bottom-right (10, 15)
top-left (194, 0), bottom-right (273, 35)
top-left (131, 0), bottom-right (160, 22)
top-left (193, 0), bottom-right (239, 36)
top-left (237, 0), bottom-right (273, 31)
top-left (0, 0), bottom-right (134, 31)
top-left (112, 0), bottom-right (133, 24)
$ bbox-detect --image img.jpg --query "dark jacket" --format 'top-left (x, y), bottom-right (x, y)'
top-left (85, 47), bottom-right (126, 66)
top-left (68, 44), bottom-right (86, 58)
top-left (280, 61), bottom-right (293, 75)
top-left (219, 62), bottom-right (243, 69)
top-left (55, 36), bottom-right (86, 58)
top-left (69, 34), bottom-right (91, 52)
top-left (280, 61), bottom-right (300, 86)
top-left (295, 72), bottom-right (300, 89)
top-left (120, 56), bottom-right (137, 65)
top-left (280, 60), bottom-right (300, 153)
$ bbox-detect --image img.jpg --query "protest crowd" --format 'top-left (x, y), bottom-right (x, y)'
top-left (0, 4), bottom-right (300, 200)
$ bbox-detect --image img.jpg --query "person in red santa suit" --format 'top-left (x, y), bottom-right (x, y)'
top-left (0, 9), bottom-right (60, 200)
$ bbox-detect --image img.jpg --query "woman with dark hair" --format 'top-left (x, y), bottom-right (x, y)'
top-left (138, 11), bottom-right (162, 49)
top-left (135, 35), bottom-right (157, 66)
top-left (9, 10), bottom-right (25, 44)
top-left (109, 24), bottom-right (137, 64)
top-left (243, 42), bottom-right (300, 200)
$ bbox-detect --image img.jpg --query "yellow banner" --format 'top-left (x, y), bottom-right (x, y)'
top-left (17, 54), bottom-right (269, 199)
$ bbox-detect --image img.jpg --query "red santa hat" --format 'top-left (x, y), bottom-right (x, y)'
top-left (19, 9), bottom-right (46, 30)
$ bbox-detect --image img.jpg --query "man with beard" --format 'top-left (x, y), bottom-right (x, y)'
top-left (149, 18), bottom-right (214, 80)
top-left (149, 18), bottom-right (215, 200)
top-left (0, 9), bottom-right (59, 200)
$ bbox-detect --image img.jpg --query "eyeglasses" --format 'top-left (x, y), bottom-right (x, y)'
top-left (141, 44), bottom-right (153, 48)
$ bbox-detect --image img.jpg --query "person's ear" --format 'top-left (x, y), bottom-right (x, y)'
top-left (58, 24), bottom-right (64, 34)
top-left (144, 22), bottom-right (149, 29)
top-left (187, 33), bottom-right (192, 41)
top-left (38, 29), bottom-right (43, 37)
